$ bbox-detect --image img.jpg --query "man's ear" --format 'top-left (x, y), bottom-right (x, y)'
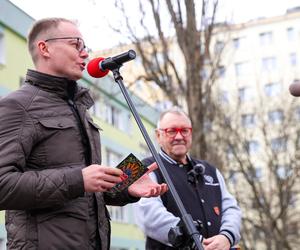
top-left (37, 41), bottom-right (50, 58)
top-left (155, 129), bottom-right (161, 143)
top-left (155, 129), bottom-right (159, 138)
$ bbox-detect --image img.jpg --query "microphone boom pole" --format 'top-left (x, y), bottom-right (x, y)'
top-left (110, 64), bottom-right (203, 250)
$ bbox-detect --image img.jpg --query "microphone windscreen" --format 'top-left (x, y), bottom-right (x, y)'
top-left (87, 57), bottom-right (109, 78)
top-left (289, 81), bottom-right (300, 97)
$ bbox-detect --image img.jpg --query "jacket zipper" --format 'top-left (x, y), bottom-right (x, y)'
top-left (67, 99), bottom-right (91, 165)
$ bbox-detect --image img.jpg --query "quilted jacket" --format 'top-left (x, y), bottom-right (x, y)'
top-left (0, 69), bottom-right (137, 249)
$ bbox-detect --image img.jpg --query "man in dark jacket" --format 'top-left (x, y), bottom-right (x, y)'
top-left (0, 17), bottom-right (167, 250)
top-left (134, 107), bottom-right (241, 250)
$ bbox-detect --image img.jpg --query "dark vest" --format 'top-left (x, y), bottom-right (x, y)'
top-left (142, 155), bottom-right (222, 250)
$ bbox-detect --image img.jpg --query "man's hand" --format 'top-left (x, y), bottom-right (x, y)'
top-left (128, 162), bottom-right (168, 197)
top-left (82, 164), bottom-right (123, 192)
top-left (202, 234), bottom-right (230, 250)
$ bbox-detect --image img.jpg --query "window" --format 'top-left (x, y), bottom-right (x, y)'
top-left (135, 80), bottom-right (144, 92)
top-left (228, 170), bottom-right (237, 184)
top-left (118, 113), bottom-right (132, 133)
top-left (297, 130), bottom-right (300, 148)
top-left (0, 239), bottom-right (5, 250)
top-left (218, 65), bottom-right (226, 78)
top-left (296, 106), bottom-right (300, 120)
top-left (105, 148), bottom-right (123, 166)
top-left (107, 206), bottom-right (128, 223)
top-left (264, 82), bottom-right (281, 97)
top-left (219, 90), bottom-right (229, 103)
top-left (224, 116), bottom-right (231, 126)
top-left (226, 145), bottom-right (234, 159)
top-left (287, 27), bottom-right (295, 41)
top-left (252, 225), bottom-right (264, 240)
top-left (232, 37), bottom-right (246, 49)
top-left (271, 137), bottom-right (287, 152)
top-left (155, 100), bottom-right (172, 111)
top-left (262, 57), bottom-right (277, 71)
top-left (149, 81), bottom-right (160, 90)
top-left (215, 41), bottom-right (224, 54)
top-left (102, 102), bottom-right (131, 132)
top-left (238, 87), bottom-right (254, 102)
top-left (0, 30), bottom-right (5, 65)
top-left (247, 167), bottom-right (262, 181)
top-left (200, 68), bottom-right (208, 80)
top-left (252, 196), bottom-right (265, 209)
top-left (275, 164), bottom-right (292, 179)
top-left (289, 53), bottom-right (297, 66)
top-left (152, 52), bottom-right (165, 71)
top-left (268, 110), bottom-right (284, 123)
top-left (235, 62), bottom-right (249, 76)
top-left (103, 103), bottom-right (121, 127)
top-left (156, 52), bottom-right (165, 65)
top-left (241, 114), bottom-right (255, 127)
top-left (134, 54), bottom-right (142, 66)
top-left (19, 76), bottom-right (25, 87)
top-left (204, 120), bottom-right (212, 132)
top-left (139, 143), bottom-right (151, 159)
top-left (259, 31), bottom-right (273, 46)
top-left (289, 193), bottom-right (297, 208)
top-left (91, 101), bottom-right (102, 118)
top-left (287, 221), bottom-right (298, 235)
top-left (245, 140), bottom-right (260, 154)
top-left (255, 167), bottom-right (263, 180)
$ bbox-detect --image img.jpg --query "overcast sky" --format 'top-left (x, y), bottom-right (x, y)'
top-left (9, 0), bottom-right (300, 51)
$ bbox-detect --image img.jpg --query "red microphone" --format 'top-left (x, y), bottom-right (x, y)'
top-left (87, 57), bottom-right (109, 78)
top-left (289, 80), bottom-right (300, 97)
top-left (87, 50), bottom-right (136, 78)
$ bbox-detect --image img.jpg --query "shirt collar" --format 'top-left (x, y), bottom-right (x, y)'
top-left (159, 148), bottom-right (192, 165)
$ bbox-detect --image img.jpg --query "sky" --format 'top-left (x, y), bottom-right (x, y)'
top-left (9, 0), bottom-right (300, 51)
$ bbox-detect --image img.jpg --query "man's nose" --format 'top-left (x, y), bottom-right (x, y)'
top-left (80, 50), bottom-right (89, 59)
top-left (174, 131), bottom-right (184, 139)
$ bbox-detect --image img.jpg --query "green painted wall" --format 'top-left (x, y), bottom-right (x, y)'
top-left (111, 223), bottom-right (145, 250)
top-left (0, 26), bottom-right (33, 90)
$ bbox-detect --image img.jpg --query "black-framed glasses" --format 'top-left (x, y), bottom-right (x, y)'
top-left (159, 127), bottom-right (192, 138)
top-left (44, 37), bottom-right (87, 52)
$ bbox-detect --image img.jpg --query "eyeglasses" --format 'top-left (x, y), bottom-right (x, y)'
top-left (159, 127), bottom-right (192, 138)
top-left (44, 37), bottom-right (87, 53)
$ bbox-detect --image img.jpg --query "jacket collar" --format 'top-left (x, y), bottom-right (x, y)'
top-left (25, 69), bottom-right (94, 109)
top-left (159, 149), bottom-right (192, 166)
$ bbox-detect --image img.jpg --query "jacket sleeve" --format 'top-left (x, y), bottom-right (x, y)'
top-left (216, 169), bottom-right (242, 246)
top-left (133, 172), bottom-right (180, 245)
top-left (0, 98), bottom-right (84, 210)
top-left (103, 188), bottom-right (140, 205)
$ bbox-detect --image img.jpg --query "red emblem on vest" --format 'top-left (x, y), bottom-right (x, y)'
top-left (214, 206), bottom-right (220, 216)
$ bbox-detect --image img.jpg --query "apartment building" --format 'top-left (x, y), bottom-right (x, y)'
top-left (95, 7), bottom-right (300, 249)
top-left (212, 8), bottom-right (300, 249)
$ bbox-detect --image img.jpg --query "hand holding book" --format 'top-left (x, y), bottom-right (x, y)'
top-left (106, 153), bottom-right (168, 197)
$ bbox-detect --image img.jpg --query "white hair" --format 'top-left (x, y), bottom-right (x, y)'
top-left (156, 106), bottom-right (191, 129)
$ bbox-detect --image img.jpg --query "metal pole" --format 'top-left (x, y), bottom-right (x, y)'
top-left (112, 68), bottom-right (203, 250)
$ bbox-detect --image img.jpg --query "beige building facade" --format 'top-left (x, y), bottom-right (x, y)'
top-left (94, 7), bottom-right (300, 249)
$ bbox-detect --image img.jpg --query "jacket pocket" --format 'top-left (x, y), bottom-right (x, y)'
top-left (36, 197), bottom-right (89, 249)
top-left (36, 117), bottom-right (85, 167)
top-left (36, 197), bottom-right (88, 222)
top-left (38, 117), bottom-right (74, 129)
